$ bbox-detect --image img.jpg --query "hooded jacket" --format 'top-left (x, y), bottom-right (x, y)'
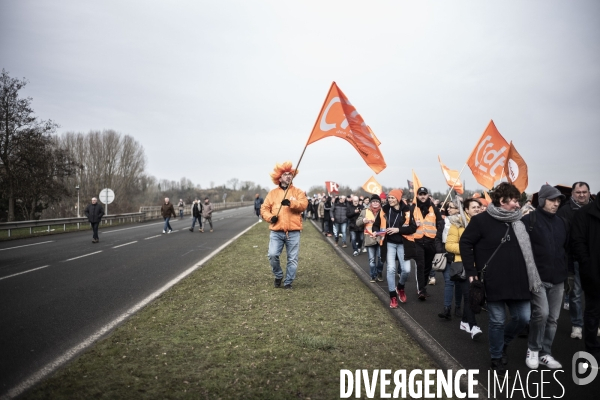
top-left (261, 184), bottom-right (308, 232)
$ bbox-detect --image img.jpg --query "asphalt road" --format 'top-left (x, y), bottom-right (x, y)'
top-left (314, 219), bottom-right (599, 399)
top-left (0, 206), bottom-right (259, 397)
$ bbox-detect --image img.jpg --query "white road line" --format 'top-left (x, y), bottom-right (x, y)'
top-left (63, 251), bottom-right (102, 262)
top-left (101, 222), bottom-right (164, 234)
top-left (0, 241), bottom-right (54, 252)
top-left (4, 221), bottom-right (260, 399)
top-left (0, 265), bottom-right (51, 281)
top-left (112, 241), bottom-right (137, 249)
top-left (144, 235), bottom-right (162, 240)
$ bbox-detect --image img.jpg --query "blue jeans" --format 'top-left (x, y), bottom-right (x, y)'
top-left (333, 222), bottom-right (347, 243)
top-left (179, 209), bottom-right (183, 218)
top-left (350, 231), bottom-right (364, 252)
top-left (367, 245), bottom-right (383, 279)
top-left (191, 217), bottom-right (202, 230)
top-left (268, 230), bottom-right (301, 286)
top-left (163, 217), bottom-right (172, 231)
top-left (442, 263), bottom-right (463, 308)
top-left (569, 262), bottom-right (583, 328)
top-left (386, 242), bottom-right (411, 291)
top-left (529, 282), bottom-right (564, 356)
top-left (487, 300), bottom-right (531, 359)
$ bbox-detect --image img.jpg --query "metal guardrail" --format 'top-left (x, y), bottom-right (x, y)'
top-left (0, 202), bottom-right (254, 238)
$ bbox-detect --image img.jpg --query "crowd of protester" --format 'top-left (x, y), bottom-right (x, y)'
top-left (301, 181), bottom-right (599, 376)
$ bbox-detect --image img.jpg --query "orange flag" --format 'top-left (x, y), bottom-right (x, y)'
top-left (307, 82), bottom-right (386, 174)
top-left (504, 141), bottom-right (529, 193)
top-left (411, 169), bottom-right (423, 204)
top-left (367, 126), bottom-right (381, 146)
top-left (484, 191), bottom-right (492, 204)
top-left (466, 120), bottom-right (510, 190)
top-left (438, 156), bottom-right (464, 195)
top-left (362, 176), bottom-right (383, 195)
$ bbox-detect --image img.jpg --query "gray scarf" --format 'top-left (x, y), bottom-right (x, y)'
top-left (486, 203), bottom-right (543, 293)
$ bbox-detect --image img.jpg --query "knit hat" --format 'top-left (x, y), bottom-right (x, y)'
top-left (379, 192), bottom-right (387, 200)
top-left (388, 189), bottom-right (404, 201)
top-left (369, 194), bottom-right (381, 202)
top-left (537, 184), bottom-right (565, 207)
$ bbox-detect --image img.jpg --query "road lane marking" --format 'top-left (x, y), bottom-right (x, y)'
top-left (144, 235), bottom-right (161, 240)
top-left (63, 251), bottom-right (103, 262)
top-left (0, 265), bottom-right (51, 281)
top-left (0, 241), bottom-right (54, 252)
top-left (101, 222), bottom-right (164, 234)
top-left (4, 220), bottom-right (260, 399)
top-left (112, 241), bottom-right (137, 249)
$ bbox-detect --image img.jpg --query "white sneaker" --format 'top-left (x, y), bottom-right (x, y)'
top-left (162, 230), bottom-right (166, 234)
top-left (539, 355), bottom-right (562, 369)
top-left (571, 326), bottom-right (583, 339)
top-left (563, 302), bottom-right (569, 310)
top-left (471, 325), bottom-right (483, 340)
top-left (598, 328), bottom-right (600, 337)
top-left (362, 248), bottom-right (367, 253)
top-left (526, 349), bottom-right (539, 369)
top-left (429, 276), bottom-right (436, 285)
top-left (460, 321), bottom-right (471, 333)
top-left (168, 230), bottom-right (172, 234)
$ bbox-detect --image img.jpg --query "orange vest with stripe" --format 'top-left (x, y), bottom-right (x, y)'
top-left (413, 205), bottom-right (437, 239)
top-left (401, 210), bottom-right (415, 242)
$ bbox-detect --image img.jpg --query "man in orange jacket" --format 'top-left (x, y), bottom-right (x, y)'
top-left (261, 162), bottom-right (308, 289)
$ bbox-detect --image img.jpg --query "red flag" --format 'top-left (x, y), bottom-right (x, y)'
top-left (438, 156), bottom-right (464, 195)
top-left (466, 120), bottom-right (510, 190)
top-left (504, 141), bottom-right (529, 193)
top-left (307, 82), bottom-right (386, 174)
top-left (325, 181), bottom-right (339, 194)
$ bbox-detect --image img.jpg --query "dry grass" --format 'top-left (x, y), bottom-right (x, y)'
top-left (25, 222), bottom-right (441, 399)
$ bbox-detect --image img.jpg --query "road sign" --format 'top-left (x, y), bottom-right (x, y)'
top-left (99, 188), bottom-right (115, 204)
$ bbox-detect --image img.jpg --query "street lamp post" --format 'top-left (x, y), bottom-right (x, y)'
top-left (76, 185), bottom-right (80, 217)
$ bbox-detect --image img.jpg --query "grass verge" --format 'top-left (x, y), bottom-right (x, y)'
top-left (24, 222), bottom-right (442, 399)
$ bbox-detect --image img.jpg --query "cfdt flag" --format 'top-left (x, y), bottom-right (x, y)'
top-left (306, 82), bottom-right (387, 174)
top-left (362, 176), bottom-right (382, 195)
top-left (411, 170), bottom-right (423, 204)
top-left (466, 120), bottom-right (509, 190)
top-left (325, 181), bottom-right (339, 194)
top-left (504, 141), bottom-right (529, 193)
top-left (438, 156), bottom-right (464, 195)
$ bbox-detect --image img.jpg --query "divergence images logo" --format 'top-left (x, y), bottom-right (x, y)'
top-left (572, 351), bottom-right (598, 385)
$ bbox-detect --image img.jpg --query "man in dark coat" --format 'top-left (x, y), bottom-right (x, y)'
top-left (460, 182), bottom-right (536, 376)
top-left (331, 195), bottom-right (349, 247)
top-left (84, 197), bottom-right (104, 243)
top-left (346, 196), bottom-right (364, 256)
top-left (254, 194), bottom-right (264, 221)
top-left (521, 185), bottom-right (568, 369)
top-left (161, 197), bottom-right (176, 234)
top-left (189, 199), bottom-right (203, 232)
top-left (571, 191), bottom-right (600, 365)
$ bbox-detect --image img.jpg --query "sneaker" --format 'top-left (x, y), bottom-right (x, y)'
top-left (199, 229), bottom-right (204, 233)
top-left (162, 230), bottom-right (166, 234)
top-left (284, 284), bottom-right (293, 290)
top-left (370, 277), bottom-right (376, 283)
top-left (455, 307), bottom-right (462, 318)
top-left (397, 288), bottom-right (407, 303)
top-left (342, 242), bottom-right (347, 248)
top-left (490, 358), bottom-right (510, 379)
top-left (210, 229), bottom-right (213, 232)
top-left (502, 344), bottom-right (509, 365)
top-left (168, 230), bottom-right (172, 234)
top-left (460, 321), bottom-right (471, 333)
top-left (390, 297), bottom-right (398, 309)
top-left (189, 228), bottom-right (193, 232)
top-left (353, 251), bottom-right (359, 256)
top-left (598, 328), bottom-right (600, 337)
top-left (428, 276), bottom-right (436, 285)
top-left (418, 290), bottom-right (426, 301)
top-left (539, 355), bottom-right (562, 369)
top-left (376, 273), bottom-right (383, 282)
top-left (327, 233), bottom-right (332, 237)
top-left (563, 302), bottom-right (569, 311)
top-left (471, 326), bottom-right (483, 340)
top-left (571, 326), bottom-right (583, 339)
top-left (362, 248), bottom-right (367, 253)
top-left (338, 233), bottom-right (343, 238)
top-left (274, 278), bottom-right (282, 288)
top-left (525, 349), bottom-right (539, 369)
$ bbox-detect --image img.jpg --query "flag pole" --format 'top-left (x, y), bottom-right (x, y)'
top-left (441, 163), bottom-right (467, 207)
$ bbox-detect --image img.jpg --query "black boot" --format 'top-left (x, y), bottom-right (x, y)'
top-left (438, 306), bottom-right (451, 320)
top-left (490, 358), bottom-right (511, 379)
top-left (502, 344), bottom-right (508, 365)
top-left (454, 306), bottom-right (462, 317)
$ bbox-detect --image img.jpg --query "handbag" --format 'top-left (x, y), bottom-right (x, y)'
top-left (432, 253), bottom-right (447, 271)
top-left (449, 262), bottom-right (466, 281)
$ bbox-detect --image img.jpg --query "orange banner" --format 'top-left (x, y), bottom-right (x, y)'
top-left (307, 82), bottom-right (386, 174)
top-left (362, 176), bottom-right (382, 195)
top-left (438, 156), bottom-right (464, 195)
top-left (412, 169), bottom-right (423, 204)
top-left (484, 191), bottom-right (492, 204)
top-left (466, 120), bottom-right (509, 190)
top-left (504, 141), bottom-right (529, 193)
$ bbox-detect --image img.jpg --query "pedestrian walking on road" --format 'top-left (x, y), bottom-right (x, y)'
top-left (202, 197), bottom-right (214, 232)
top-left (331, 195), bottom-right (349, 247)
top-left (460, 182), bottom-right (540, 377)
top-left (260, 161), bottom-right (308, 290)
top-left (254, 193), bottom-right (264, 221)
top-left (84, 197), bottom-right (104, 243)
top-left (356, 194), bottom-right (386, 283)
top-left (346, 196), bottom-right (365, 257)
top-left (189, 199), bottom-right (203, 232)
top-left (177, 199), bottom-right (185, 219)
top-left (161, 197), bottom-right (176, 234)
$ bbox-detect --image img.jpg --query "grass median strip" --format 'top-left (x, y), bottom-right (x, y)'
top-left (25, 222), bottom-right (442, 399)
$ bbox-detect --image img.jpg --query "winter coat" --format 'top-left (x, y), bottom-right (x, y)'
top-left (521, 208), bottom-right (568, 285)
top-left (382, 203), bottom-right (416, 244)
top-left (317, 201), bottom-right (325, 219)
top-left (459, 211), bottom-right (531, 302)
top-left (346, 203), bottom-right (364, 231)
top-left (161, 202), bottom-right (176, 218)
top-left (323, 201), bottom-right (332, 220)
top-left (84, 203), bottom-right (104, 223)
top-left (558, 197), bottom-right (594, 273)
top-left (331, 200), bottom-right (348, 223)
top-left (260, 185), bottom-right (308, 232)
top-left (571, 195), bottom-right (600, 296)
top-left (356, 207), bottom-right (386, 247)
top-left (178, 201), bottom-right (184, 210)
top-left (445, 214), bottom-right (470, 263)
top-left (202, 202), bottom-right (213, 218)
top-left (192, 202), bottom-right (203, 217)
top-left (254, 197), bottom-right (264, 210)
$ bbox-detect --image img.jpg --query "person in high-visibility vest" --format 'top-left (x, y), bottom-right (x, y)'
top-left (412, 187), bottom-right (445, 300)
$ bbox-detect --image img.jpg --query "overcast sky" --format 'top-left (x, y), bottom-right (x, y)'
top-left (2, 0), bottom-right (599, 196)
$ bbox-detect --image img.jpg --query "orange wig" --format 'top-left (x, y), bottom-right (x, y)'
top-left (270, 161), bottom-right (299, 185)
